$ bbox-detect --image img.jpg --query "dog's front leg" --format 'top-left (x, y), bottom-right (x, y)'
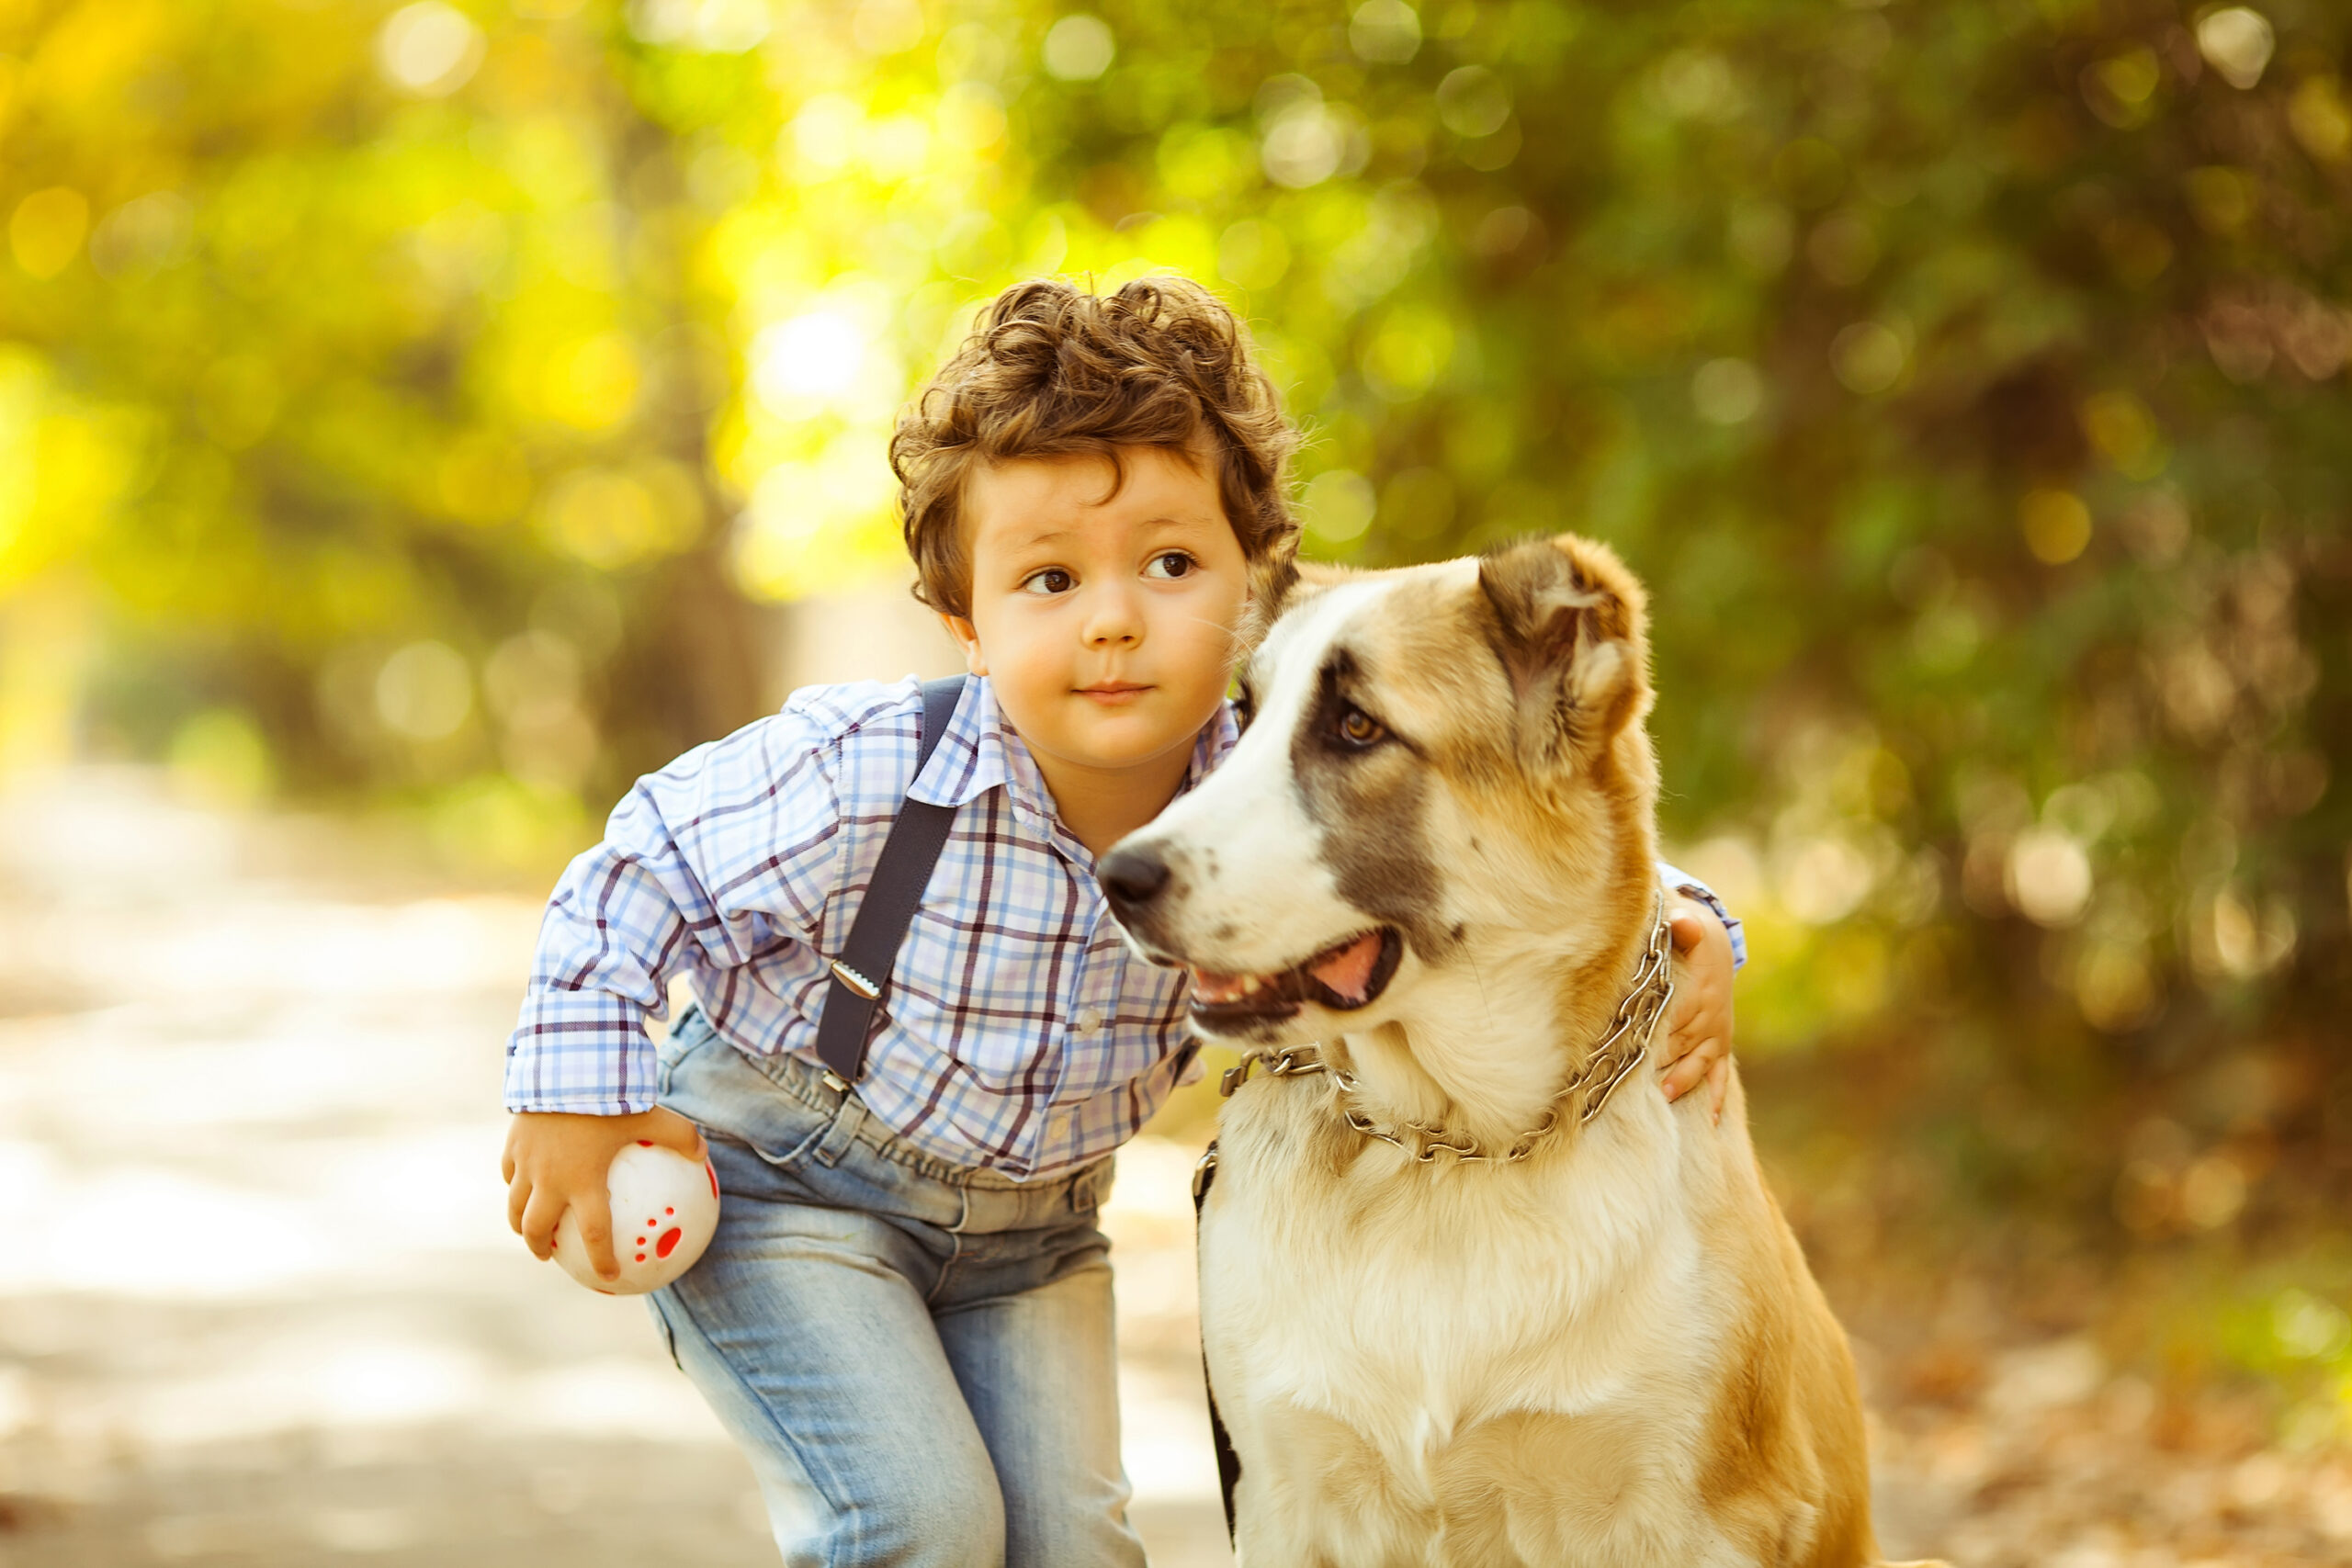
top-left (1228, 1401), bottom-right (1432, 1568)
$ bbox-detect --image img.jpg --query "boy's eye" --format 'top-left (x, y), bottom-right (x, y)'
top-left (1143, 551), bottom-right (1196, 581)
top-left (1021, 568), bottom-right (1076, 595)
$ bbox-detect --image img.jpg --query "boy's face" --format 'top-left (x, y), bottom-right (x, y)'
top-left (944, 446), bottom-right (1250, 785)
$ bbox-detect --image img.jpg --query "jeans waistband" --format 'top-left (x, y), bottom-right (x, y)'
top-left (670, 1005), bottom-right (1113, 1205)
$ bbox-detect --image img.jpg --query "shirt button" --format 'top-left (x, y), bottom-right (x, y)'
top-left (1073, 1005), bottom-right (1104, 1033)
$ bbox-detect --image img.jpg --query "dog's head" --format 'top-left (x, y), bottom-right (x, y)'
top-left (1102, 533), bottom-right (1660, 1047)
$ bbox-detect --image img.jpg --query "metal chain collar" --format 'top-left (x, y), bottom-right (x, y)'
top-left (1216, 895), bottom-right (1678, 1166)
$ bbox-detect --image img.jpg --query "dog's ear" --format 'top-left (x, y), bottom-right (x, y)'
top-left (1476, 535), bottom-right (1650, 772)
top-left (1238, 553), bottom-right (1347, 653)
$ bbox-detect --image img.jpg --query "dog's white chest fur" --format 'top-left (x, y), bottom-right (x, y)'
top-left (1202, 1079), bottom-right (1759, 1568)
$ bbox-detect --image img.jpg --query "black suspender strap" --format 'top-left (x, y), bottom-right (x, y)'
top-left (810, 674), bottom-right (967, 1085)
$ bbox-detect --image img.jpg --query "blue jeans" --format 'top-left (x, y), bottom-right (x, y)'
top-left (648, 1010), bottom-right (1146, 1568)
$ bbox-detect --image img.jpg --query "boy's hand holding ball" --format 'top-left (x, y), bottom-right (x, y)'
top-left (503, 1105), bottom-right (714, 1292)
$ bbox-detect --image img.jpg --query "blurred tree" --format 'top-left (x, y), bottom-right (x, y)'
top-left (2, 0), bottom-right (2347, 1282)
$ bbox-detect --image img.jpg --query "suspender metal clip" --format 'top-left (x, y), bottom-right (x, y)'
top-left (828, 960), bottom-right (881, 999)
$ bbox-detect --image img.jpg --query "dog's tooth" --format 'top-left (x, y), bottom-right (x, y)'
top-left (1195, 969), bottom-right (1247, 1003)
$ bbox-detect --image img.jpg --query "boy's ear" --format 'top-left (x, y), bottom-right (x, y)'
top-left (939, 614), bottom-right (988, 677)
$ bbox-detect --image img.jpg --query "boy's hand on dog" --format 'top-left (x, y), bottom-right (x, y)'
top-left (1659, 894), bottom-right (1735, 1124)
top-left (502, 1108), bottom-right (707, 1281)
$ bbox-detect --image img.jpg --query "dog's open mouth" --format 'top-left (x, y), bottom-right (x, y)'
top-left (1184, 927), bottom-right (1403, 1026)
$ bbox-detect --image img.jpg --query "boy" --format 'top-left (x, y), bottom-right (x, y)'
top-left (500, 277), bottom-right (1742, 1567)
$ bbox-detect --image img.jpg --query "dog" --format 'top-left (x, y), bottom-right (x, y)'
top-left (1100, 536), bottom-right (1941, 1567)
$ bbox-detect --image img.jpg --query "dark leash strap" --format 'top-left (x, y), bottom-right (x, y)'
top-left (809, 675), bottom-right (967, 1085)
top-left (1192, 1143), bottom-right (1243, 1540)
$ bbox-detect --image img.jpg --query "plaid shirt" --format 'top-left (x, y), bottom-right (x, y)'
top-left (505, 676), bottom-right (1744, 1179)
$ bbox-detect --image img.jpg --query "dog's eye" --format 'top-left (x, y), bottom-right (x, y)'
top-left (1335, 706), bottom-right (1385, 748)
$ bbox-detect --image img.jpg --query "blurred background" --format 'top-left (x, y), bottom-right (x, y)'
top-left (1, 0), bottom-right (2348, 1562)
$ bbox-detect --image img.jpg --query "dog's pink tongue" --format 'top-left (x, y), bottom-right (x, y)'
top-left (1308, 931), bottom-right (1383, 1002)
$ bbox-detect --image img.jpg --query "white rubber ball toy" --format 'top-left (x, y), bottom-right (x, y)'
top-left (553, 1140), bottom-right (720, 1297)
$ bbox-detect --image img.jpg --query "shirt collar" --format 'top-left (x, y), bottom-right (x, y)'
top-left (906, 676), bottom-right (1243, 843)
top-left (905, 674), bottom-right (1011, 811)
top-left (1182, 699), bottom-right (1240, 793)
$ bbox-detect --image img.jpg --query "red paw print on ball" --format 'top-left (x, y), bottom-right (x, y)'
top-left (628, 1204), bottom-right (684, 1266)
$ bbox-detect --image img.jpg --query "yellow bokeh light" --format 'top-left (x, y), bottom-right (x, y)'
top-left (751, 310), bottom-right (868, 407)
top-left (10, 187), bottom-right (89, 279)
top-left (784, 95), bottom-right (865, 177)
top-left (2019, 488), bottom-right (2092, 565)
top-left (375, 3), bottom-right (484, 97)
top-left (537, 461), bottom-right (701, 570)
top-left (540, 334), bottom-right (641, 431)
top-left (729, 434), bottom-right (902, 603)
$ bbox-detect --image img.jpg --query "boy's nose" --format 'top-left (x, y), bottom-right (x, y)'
top-left (1099, 844), bottom-right (1170, 913)
top-left (1081, 585), bottom-right (1143, 646)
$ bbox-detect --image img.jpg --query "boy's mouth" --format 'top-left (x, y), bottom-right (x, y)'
top-left (1077, 682), bottom-right (1152, 705)
top-left (1184, 928), bottom-right (1402, 1026)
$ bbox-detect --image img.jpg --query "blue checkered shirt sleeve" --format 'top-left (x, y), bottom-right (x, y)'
top-left (1656, 860), bottom-right (1747, 970)
top-left (503, 702), bottom-right (853, 1115)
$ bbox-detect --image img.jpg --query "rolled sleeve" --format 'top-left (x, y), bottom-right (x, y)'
top-left (1655, 859), bottom-right (1747, 971)
top-left (504, 974), bottom-right (663, 1115)
top-left (503, 704), bottom-right (852, 1114)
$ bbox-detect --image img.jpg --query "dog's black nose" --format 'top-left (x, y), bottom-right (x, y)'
top-left (1098, 845), bottom-right (1170, 912)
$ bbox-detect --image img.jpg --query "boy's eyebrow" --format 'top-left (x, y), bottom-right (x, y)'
top-left (1004, 513), bottom-right (1221, 550)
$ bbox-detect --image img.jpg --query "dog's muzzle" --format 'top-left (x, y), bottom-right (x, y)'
top-left (1099, 842), bottom-right (1171, 926)
top-left (1100, 843), bottom-right (1404, 1033)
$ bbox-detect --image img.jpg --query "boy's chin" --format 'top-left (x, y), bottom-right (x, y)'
top-left (1031, 697), bottom-right (1213, 769)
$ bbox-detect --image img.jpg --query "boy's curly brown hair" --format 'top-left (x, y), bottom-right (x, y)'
top-left (889, 276), bottom-right (1300, 618)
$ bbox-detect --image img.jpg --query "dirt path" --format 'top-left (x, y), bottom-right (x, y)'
top-left (0, 773), bottom-right (1227, 1566)
top-left (0, 771), bottom-right (2344, 1566)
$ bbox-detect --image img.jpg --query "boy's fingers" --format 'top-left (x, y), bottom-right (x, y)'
top-left (1659, 1039), bottom-right (1712, 1101)
top-left (645, 1106), bottom-right (706, 1162)
top-left (1666, 981), bottom-right (1716, 1038)
top-left (1667, 905), bottom-right (1708, 953)
top-left (1661, 1034), bottom-right (1726, 1101)
top-left (506, 1172), bottom-right (532, 1238)
top-left (572, 1190), bottom-right (620, 1280)
top-left (519, 1186), bottom-right (564, 1260)
top-left (1707, 1056), bottom-right (1730, 1124)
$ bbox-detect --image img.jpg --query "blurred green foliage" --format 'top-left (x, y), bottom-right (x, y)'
top-left (2, 0), bottom-right (2347, 1311)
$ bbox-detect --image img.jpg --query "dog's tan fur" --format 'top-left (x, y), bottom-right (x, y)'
top-left (1114, 536), bottom-right (1942, 1567)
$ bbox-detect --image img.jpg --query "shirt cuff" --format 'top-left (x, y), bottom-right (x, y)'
top-left (1655, 860), bottom-right (1747, 972)
top-left (503, 987), bottom-right (664, 1114)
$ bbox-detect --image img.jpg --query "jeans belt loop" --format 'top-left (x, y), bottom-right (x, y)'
top-left (813, 1083), bottom-right (863, 1168)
